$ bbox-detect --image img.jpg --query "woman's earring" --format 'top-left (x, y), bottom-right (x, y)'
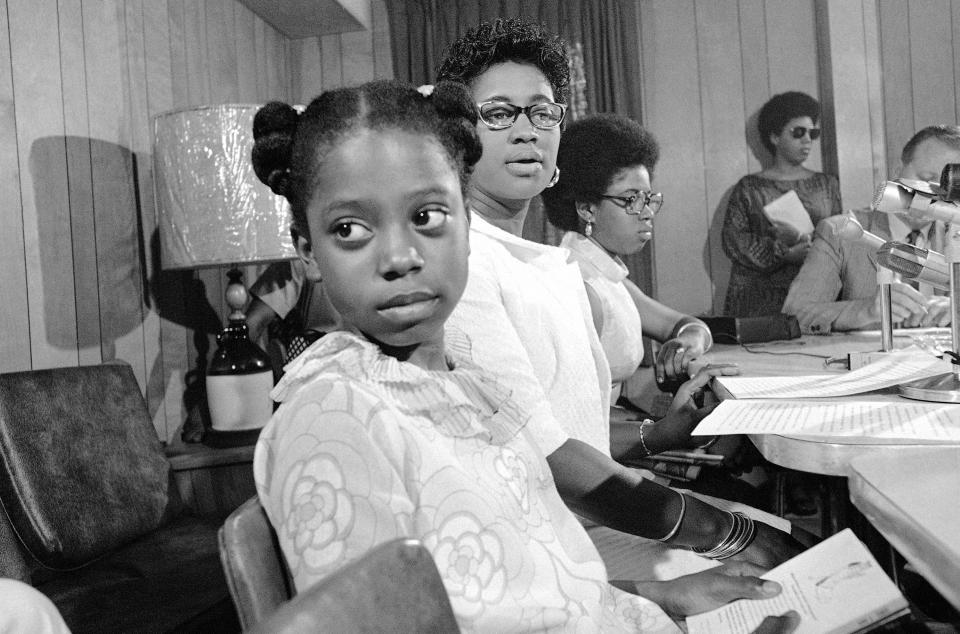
top-left (585, 221), bottom-right (594, 237)
top-left (547, 166), bottom-right (560, 188)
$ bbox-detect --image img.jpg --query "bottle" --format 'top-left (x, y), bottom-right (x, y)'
top-left (204, 268), bottom-right (274, 445)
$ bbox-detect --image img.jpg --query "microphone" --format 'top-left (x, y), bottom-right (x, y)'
top-left (835, 214), bottom-right (886, 250)
top-left (872, 180), bottom-right (960, 224)
top-left (876, 241), bottom-right (950, 291)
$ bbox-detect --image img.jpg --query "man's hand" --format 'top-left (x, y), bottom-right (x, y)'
top-left (873, 282), bottom-right (929, 327)
top-left (921, 295), bottom-right (952, 327)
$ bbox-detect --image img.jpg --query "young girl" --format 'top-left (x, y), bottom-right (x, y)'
top-left (541, 113), bottom-right (767, 506)
top-left (250, 80), bottom-right (798, 632)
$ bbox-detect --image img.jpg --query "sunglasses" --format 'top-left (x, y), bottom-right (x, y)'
top-left (477, 101), bottom-right (567, 130)
top-left (790, 126), bottom-right (821, 141)
top-left (598, 191), bottom-right (664, 215)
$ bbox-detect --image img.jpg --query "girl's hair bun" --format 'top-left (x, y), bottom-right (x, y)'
top-left (429, 81), bottom-right (478, 126)
top-left (252, 101), bottom-right (299, 194)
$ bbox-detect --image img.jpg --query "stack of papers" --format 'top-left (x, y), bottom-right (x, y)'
top-left (762, 190), bottom-right (814, 235)
top-left (695, 349), bottom-right (960, 441)
top-left (694, 400), bottom-right (960, 441)
top-left (714, 348), bottom-right (951, 399)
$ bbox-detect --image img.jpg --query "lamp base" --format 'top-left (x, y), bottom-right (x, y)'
top-left (204, 315), bottom-right (274, 447)
top-left (898, 370), bottom-right (960, 403)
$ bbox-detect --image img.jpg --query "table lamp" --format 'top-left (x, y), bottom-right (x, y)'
top-left (153, 104), bottom-right (297, 444)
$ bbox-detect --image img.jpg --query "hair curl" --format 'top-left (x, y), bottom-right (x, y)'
top-left (251, 79), bottom-right (482, 242)
top-left (541, 113), bottom-right (659, 233)
top-left (436, 17), bottom-right (570, 104)
top-left (757, 91), bottom-right (821, 155)
top-left (900, 124), bottom-right (960, 165)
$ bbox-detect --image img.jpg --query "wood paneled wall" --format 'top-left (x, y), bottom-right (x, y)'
top-left (3, 0), bottom-right (959, 441)
top-left (0, 0), bottom-right (391, 442)
top-left (639, 0), bottom-right (960, 317)
top-left (878, 0), bottom-right (960, 175)
top-left (638, 0), bottom-right (824, 316)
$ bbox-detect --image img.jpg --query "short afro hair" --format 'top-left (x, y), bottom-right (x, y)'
top-left (542, 113), bottom-right (659, 233)
top-left (758, 91), bottom-right (820, 155)
top-left (436, 17), bottom-right (570, 104)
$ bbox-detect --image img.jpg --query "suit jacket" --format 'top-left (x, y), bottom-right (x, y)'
top-left (782, 210), bottom-right (943, 332)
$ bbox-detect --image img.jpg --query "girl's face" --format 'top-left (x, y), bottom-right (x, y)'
top-left (581, 164), bottom-right (655, 256)
top-left (469, 61), bottom-right (561, 203)
top-left (770, 115), bottom-right (817, 165)
top-left (297, 128), bottom-right (469, 352)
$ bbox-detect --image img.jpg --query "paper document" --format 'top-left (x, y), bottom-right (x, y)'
top-left (762, 189), bottom-right (814, 235)
top-left (713, 348), bottom-right (950, 399)
top-left (687, 529), bottom-right (909, 634)
top-left (693, 399), bottom-right (960, 441)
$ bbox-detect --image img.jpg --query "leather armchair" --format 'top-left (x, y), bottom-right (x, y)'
top-left (0, 363), bottom-right (236, 633)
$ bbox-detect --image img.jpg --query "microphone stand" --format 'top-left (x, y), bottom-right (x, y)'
top-left (898, 224), bottom-right (960, 402)
top-left (877, 267), bottom-right (894, 352)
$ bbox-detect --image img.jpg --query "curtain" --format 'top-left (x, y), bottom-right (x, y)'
top-left (386, 0), bottom-right (652, 294)
top-left (387, 0), bottom-right (643, 118)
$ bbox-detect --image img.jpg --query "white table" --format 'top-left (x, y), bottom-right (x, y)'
top-left (689, 330), bottom-right (960, 477)
top-left (626, 330), bottom-right (960, 604)
top-left (848, 448), bottom-right (960, 611)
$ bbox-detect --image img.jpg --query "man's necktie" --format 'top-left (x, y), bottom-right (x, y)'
top-left (905, 229), bottom-right (924, 289)
top-left (906, 228), bottom-right (924, 247)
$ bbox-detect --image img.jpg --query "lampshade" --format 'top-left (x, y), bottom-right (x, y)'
top-left (152, 104), bottom-right (296, 270)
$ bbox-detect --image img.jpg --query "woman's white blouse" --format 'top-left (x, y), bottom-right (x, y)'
top-left (562, 232), bottom-right (645, 400)
top-left (445, 216), bottom-right (613, 456)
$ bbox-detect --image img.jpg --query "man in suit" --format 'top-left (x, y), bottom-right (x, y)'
top-left (783, 125), bottom-right (960, 333)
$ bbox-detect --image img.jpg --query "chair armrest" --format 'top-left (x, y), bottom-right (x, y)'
top-left (248, 538), bottom-right (458, 634)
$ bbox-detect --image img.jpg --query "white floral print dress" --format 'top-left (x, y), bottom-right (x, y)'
top-left (254, 330), bottom-right (679, 633)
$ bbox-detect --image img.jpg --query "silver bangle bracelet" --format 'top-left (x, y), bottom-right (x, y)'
top-left (657, 490), bottom-right (686, 542)
top-left (675, 321), bottom-right (713, 351)
top-left (638, 419), bottom-right (655, 457)
top-left (692, 511), bottom-right (756, 560)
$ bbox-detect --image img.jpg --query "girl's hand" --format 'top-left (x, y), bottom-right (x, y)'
top-left (653, 560), bottom-right (783, 617)
top-left (669, 363), bottom-right (739, 413)
top-left (641, 364), bottom-right (739, 453)
top-left (754, 612), bottom-right (801, 634)
top-left (627, 563), bottom-right (800, 632)
top-left (655, 329), bottom-right (713, 388)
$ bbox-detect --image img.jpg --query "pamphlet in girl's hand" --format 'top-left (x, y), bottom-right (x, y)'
top-left (762, 189), bottom-right (814, 235)
top-left (686, 529), bottom-right (909, 634)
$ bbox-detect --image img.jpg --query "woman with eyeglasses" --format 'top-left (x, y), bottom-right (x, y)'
top-left (439, 17), bottom-right (805, 592)
top-left (721, 91), bottom-right (842, 318)
top-left (541, 113), bottom-right (714, 413)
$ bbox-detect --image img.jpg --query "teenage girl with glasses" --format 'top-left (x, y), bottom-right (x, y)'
top-left (542, 113), bottom-right (714, 414)
top-left (721, 91), bottom-right (842, 319)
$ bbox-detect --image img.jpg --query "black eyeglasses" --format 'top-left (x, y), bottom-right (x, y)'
top-left (598, 191), bottom-right (663, 215)
top-left (477, 101), bottom-right (567, 130)
top-left (790, 126), bottom-right (821, 141)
